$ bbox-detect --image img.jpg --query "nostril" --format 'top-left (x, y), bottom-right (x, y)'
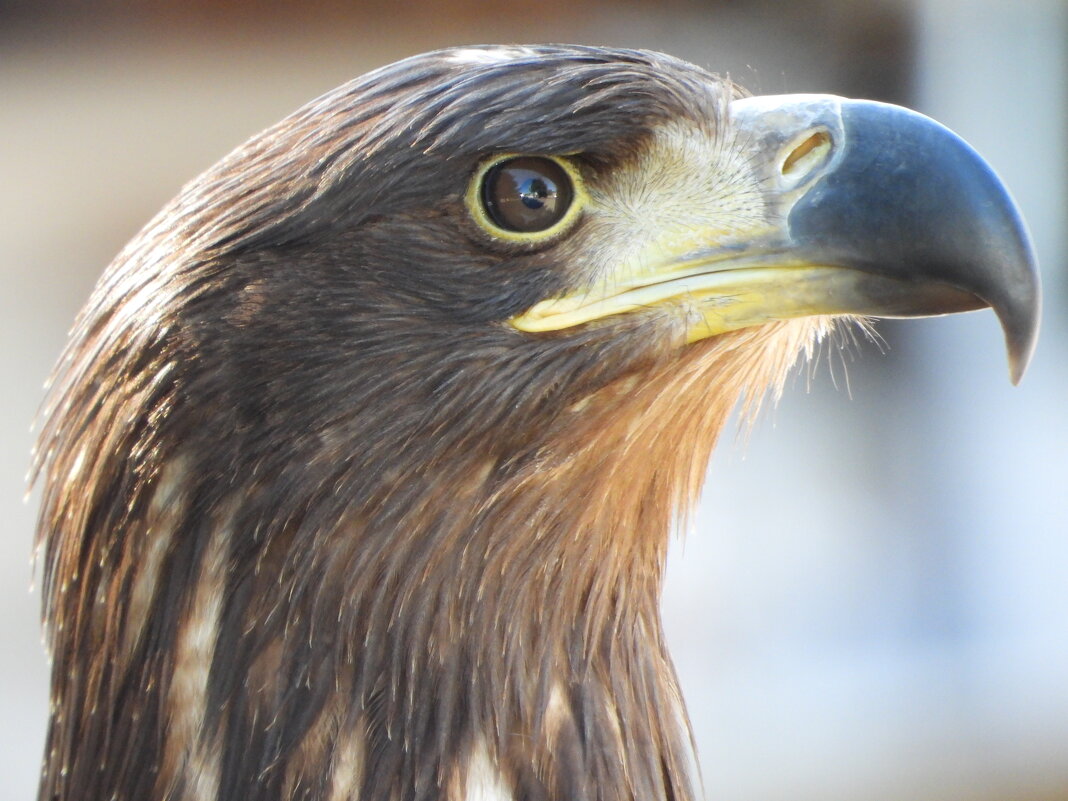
top-left (781, 130), bottom-right (832, 182)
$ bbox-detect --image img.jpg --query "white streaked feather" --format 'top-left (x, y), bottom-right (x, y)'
top-left (165, 498), bottom-right (234, 799)
top-left (462, 741), bottom-right (512, 801)
top-left (123, 454), bottom-right (190, 664)
top-left (327, 720), bottom-right (365, 801)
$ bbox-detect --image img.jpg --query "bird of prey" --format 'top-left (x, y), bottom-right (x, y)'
top-left (33, 45), bottom-right (1039, 801)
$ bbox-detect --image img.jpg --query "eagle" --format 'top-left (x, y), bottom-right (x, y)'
top-left (33, 45), bottom-right (1039, 801)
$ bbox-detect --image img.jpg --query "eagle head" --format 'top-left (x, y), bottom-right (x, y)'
top-left (34, 45), bottom-right (1039, 801)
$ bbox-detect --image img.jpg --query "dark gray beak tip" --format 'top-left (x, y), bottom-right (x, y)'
top-left (1002, 283), bottom-right (1041, 385)
top-left (968, 175), bottom-right (1041, 385)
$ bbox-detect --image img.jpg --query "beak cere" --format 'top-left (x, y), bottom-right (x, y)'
top-left (511, 94), bottom-right (1041, 384)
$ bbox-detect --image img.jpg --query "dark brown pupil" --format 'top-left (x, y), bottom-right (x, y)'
top-left (481, 157), bottom-right (574, 233)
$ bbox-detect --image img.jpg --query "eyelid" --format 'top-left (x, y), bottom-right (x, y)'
top-left (465, 154), bottom-right (588, 244)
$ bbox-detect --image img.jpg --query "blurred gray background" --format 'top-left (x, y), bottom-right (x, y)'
top-left (2, 0), bottom-right (1065, 799)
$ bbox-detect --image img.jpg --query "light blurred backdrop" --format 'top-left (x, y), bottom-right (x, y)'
top-left (2, 1), bottom-right (1065, 799)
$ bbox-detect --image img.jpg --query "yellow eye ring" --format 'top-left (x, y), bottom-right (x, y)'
top-left (466, 154), bottom-right (588, 243)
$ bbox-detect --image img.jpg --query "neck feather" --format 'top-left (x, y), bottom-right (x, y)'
top-left (37, 319), bottom-right (825, 801)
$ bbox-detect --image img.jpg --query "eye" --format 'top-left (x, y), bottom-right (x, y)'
top-left (467, 155), bottom-right (586, 242)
